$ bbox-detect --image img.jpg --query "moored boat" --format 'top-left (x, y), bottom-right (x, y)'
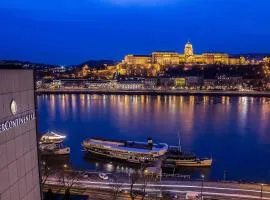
top-left (164, 146), bottom-right (212, 168)
top-left (40, 143), bottom-right (70, 155)
top-left (40, 131), bottom-right (66, 144)
top-left (163, 131), bottom-right (212, 168)
top-left (82, 137), bottom-right (168, 164)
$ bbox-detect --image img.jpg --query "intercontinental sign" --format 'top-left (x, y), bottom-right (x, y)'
top-left (0, 100), bottom-right (35, 134)
top-left (0, 113), bottom-right (35, 133)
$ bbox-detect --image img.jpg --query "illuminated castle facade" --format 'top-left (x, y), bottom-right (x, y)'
top-left (122, 42), bottom-right (247, 66)
top-left (80, 42), bottom-right (267, 78)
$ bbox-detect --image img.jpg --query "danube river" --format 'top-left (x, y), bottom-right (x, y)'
top-left (37, 94), bottom-right (270, 183)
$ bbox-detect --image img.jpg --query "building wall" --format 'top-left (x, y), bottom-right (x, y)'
top-left (0, 70), bottom-right (41, 200)
top-left (124, 55), bottom-right (152, 65)
top-left (152, 52), bottom-right (180, 65)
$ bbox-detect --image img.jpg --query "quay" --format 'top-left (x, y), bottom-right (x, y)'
top-left (36, 88), bottom-right (270, 97)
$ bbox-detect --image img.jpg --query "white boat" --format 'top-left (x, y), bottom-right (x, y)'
top-left (40, 131), bottom-right (66, 144)
top-left (82, 137), bottom-right (168, 164)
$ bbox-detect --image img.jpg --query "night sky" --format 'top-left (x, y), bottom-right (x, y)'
top-left (0, 0), bottom-right (270, 64)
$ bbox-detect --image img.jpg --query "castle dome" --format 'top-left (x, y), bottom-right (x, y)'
top-left (184, 41), bottom-right (194, 57)
top-left (185, 41), bottom-right (192, 48)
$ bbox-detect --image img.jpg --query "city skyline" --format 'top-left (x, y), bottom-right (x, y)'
top-left (0, 0), bottom-right (270, 64)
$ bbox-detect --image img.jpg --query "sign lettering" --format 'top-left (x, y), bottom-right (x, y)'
top-left (0, 113), bottom-right (35, 134)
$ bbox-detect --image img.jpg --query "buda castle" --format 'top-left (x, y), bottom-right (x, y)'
top-left (78, 42), bottom-right (268, 78)
top-left (121, 42), bottom-right (247, 66)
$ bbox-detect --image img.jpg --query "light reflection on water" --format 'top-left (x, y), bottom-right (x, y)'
top-left (37, 94), bottom-right (270, 182)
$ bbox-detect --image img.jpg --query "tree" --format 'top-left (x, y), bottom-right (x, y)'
top-left (110, 174), bottom-right (124, 200)
top-left (56, 169), bottom-right (81, 199)
top-left (64, 188), bottom-right (71, 200)
top-left (129, 165), bottom-right (158, 200)
top-left (140, 171), bottom-right (161, 200)
top-left (40, 156), bottom-right (57, 198)
top-left (40, 159), bottom-right (54, 189)
top-left (140, 173), bottom-right (149, 200)
top-left (129, 171), bottom-right (141, 200)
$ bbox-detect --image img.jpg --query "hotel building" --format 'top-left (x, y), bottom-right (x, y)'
top-left (0, 70), bottom-right (41, 200)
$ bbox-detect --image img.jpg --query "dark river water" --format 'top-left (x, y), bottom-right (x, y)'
top-left (37, 94), bottom-right (270, 183)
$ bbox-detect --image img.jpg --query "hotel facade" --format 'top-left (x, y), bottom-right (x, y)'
top-left (0, 70), bottom-right (41, 200)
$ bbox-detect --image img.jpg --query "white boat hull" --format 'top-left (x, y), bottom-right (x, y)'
top-left (40, 146), bottom-right (70, 155)
top-left (54, 147), bottom-right (70, 155)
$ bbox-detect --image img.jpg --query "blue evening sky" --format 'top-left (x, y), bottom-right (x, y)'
top-left (0, 0), bottom-right (269, 64)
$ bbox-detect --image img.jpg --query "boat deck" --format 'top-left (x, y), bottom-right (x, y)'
top-left (83, 138), bottom-right (168, 154)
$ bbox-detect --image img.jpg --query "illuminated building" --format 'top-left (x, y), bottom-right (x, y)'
top-left (76, 64), bottom-right (90, 78)
top-left (158, 77), bottom-right (176, 87)
top-left (185, 76), bottom-right (203, 87)
top-left (82, 65), bottom-right (90, 77)
top-left (200, 53), bottom-right (229, 65)
top-left (263, 57), bottom-right (270, 79)
top-left (124, 55), bottom-right (152, 65)
top-left (216, 74), bottom-right (243, 87)
top-left (184, 41), bottom-right (194, 63)
top-left (91, 68), bottom-right (115, 79)
top-left (229, 57), bottom-right (241, 65)
top-left (121, 42), bottom-right (252, 66)
top-left (175, 78), bottom-right (186, 87)
top-left (184, 41), bottom-right (194, 57)
top-left (240, 56), bottom-right (247, 65)
top-left (102, 42), bottom-right (264, 78)
top-left (152, 52), bottom-right (180, 65)
top-left (203, 79), bottom-right (216, 88)
top-left (144, 78), bottom-right (158, 88)
top-left (52, 80), bottom-right (62, 88)
top-left (263, 57), bottom-right (270, 64)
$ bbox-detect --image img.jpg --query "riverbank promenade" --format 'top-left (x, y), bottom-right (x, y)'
top-left (44, 172), bottom-right (270, 200)
top-left (37, 88), bottom-right (270, 97)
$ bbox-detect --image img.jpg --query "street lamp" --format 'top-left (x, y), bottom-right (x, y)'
top-left (201, 174), bottom-right (205, 200)
top-left (261, 184), bottom-right (265, 200)
top-left (128, 169), bottom-right (131, 183)
top-left (63, 164), bottom-right (68, 170)
top-left (223, 170), bottom-right (227, 181)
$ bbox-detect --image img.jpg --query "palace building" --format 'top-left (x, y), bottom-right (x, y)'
top-left (92, 42), bottom-right (266, 78)
top-left (152, 52), bottom-right (181, 65)
top-left (121, 42), bottom-right (246, 66)
top-left (124, 55), bottom-right (152, 65)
